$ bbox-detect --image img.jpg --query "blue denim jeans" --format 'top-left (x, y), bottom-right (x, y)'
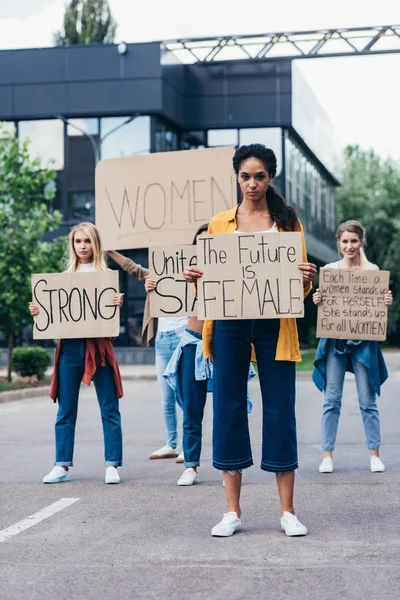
top-left (322, 344), bottom-right (380, 451)
top-left (55, 339), bottom-right (122, 467)
top-left (178, 333), bottom-right (208, 468)
top-left (155, 328), bottom-right (185, 448)
top-left (213, 319), bottom-right (297, 473)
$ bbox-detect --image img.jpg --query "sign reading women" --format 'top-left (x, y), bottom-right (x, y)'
top-left (316, 268), bottom-right (390, 341)
top-left (31, 272), bottom-right (120, 339)
top-left (196, 232), bottom-right (304, 320)
top-left (95, 147), bottom-right (236, 250)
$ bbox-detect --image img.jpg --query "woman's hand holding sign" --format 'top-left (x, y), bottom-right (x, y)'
top-left (183, 267), bottom-right (203, 283)
top-left (298, 262), bottom-right (317, 286)
top-left (112, 293), bottom-right (124, 308)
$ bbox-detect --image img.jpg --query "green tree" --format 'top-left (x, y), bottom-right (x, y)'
top-left (336, 146), bottom-right (400, 344)
top-left (55, 0), bottom-right (117, 45)
top-left (0, 126), bottom-right (65, 381)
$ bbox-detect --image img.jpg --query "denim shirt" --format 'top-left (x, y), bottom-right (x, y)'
top-left (164, 329), bottom-right (256, 407)
top-left (312, 338), bottom-right (388, 396)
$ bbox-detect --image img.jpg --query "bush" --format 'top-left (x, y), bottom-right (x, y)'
top-left (12, 347), bottom-right (52, 380)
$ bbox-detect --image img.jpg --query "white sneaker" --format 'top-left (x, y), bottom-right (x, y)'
top-left (176, 452), bottom-right (185, 464)
top-left (281, 511), bottom-right (308, 536)
top-left (177, 468), bottom-right (198, 486)
top-left (149, 445), bottom-right (179, 459)
top-left (105, 466), bottom-right (120, 484)
top-left (370, 456), bottom-right (385, 472)
top-left (43, 466), bottom-right (70, 484)
top-left (319, 457), bottom-right (333, 473)
top-left (211, 512), bottom-right (241, 537)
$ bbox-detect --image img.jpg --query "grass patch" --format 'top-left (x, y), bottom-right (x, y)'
top-left (297, 350), bottom-right (316, 372)
top-left (0, 375), bottom-right (51, 393)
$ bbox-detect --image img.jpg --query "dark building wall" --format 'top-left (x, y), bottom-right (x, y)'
top-left (0, 42), bottom-right (163, 120)
top-left (183, 60), bottom-right (292, 130)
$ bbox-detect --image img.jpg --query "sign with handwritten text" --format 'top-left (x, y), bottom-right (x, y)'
top-left (95, 147), bottom-right (236, 250)
top-left (196, 232), bottom-right (304, 320)
top-left (149, 245), bottom-right (197, 317)
top-left (316, 268), bottom-right (390, 341)
top-left (32, 271), bottom-right (120, 339)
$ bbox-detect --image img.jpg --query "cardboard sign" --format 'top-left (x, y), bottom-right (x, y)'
top-left (149, 245), bottom-right (197, 317)
top-left (196, 232), bottom-right (304, 320)
top-left (32, 271), bottom-right (120, 340)
top-left (316, 268), bottom-right (390, 341)
top-left (95, 147), bottom-right (236, 250)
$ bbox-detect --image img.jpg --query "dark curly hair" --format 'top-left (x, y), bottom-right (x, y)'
top-left (233, 144), bottom-right (298, 232)
top-left (192, 223), bottom-right (209, 244)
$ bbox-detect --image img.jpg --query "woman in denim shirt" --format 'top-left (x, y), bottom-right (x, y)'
top-left (313, 221), bottom-right (393, 474)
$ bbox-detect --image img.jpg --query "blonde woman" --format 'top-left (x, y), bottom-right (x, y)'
top-left (29, 223), bottom-right (124, 484)
top-left (313, 221), bottom-right (393, 474)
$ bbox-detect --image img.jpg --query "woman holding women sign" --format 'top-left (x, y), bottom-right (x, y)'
top-left (184, 144), bottom-right (316, 537)
top-left (29, 223), bottom-right (124, 484)
top-left (312, 220), bottom-right (393, 474)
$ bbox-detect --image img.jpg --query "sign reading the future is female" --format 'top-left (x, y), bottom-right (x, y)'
top-left (196, 232), bottom-right (304, 320)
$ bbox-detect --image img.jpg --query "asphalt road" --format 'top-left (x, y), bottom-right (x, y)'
top-left (1, 354), bottom-right (400, 600)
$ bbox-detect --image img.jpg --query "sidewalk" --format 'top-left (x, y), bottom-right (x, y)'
top-left (1, 351), bottom-right (398, 404)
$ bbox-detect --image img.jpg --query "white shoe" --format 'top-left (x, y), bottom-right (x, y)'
top-left (43, 466), bottom-right (70, 484)
top-left (370, 456), bottom-right (385, 472)
top-left (177, 468), bottom-right (198, 486)
top-left (211, 512), bottom-right (241, 537)
top-left (105, 466), bottom-right (120, 484)
top-left (149, 445), bottom-right (179, 459)
top-left (281, 511), bottom-right (308, 536)
top-left (319, 457), bottom-right (333, 473)
top-left (176, 451), bottom-right (185, 464)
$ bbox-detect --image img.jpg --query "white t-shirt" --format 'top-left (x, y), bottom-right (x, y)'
top-left (77, 262), bottom-right (96, 272)
top-left (235, 224), bottom-right (278, 234)
top-left (157, 317), bottom-right (188, 332)
top-left (325, 260), bottom-right (379, 270)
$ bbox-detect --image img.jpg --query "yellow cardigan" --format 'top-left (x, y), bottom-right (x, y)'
top-left (202, 206), bottom-right (312, 362)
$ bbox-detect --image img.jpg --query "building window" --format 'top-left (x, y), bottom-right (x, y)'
top-left (181, 131), bottom-right (206, 150)
top-left (18, 119), bottom-right (64, 170)
top-left (154, 119), bottom-right (179, 153)
top-left (101, 116), bottom-right (151, 158)
top-left (68, 190), bottom-right (95, 222)
top-left (0, 121), bottom-right (16, 138)
top-left (207, 129), bottom-right (238, 147)
top-left (285, 133), bottom-right (336, 240)
top-left (67, 118), bottom-right (99, 137)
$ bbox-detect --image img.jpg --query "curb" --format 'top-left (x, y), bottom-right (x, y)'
top-left (0, 374), bottom-right (158, 404)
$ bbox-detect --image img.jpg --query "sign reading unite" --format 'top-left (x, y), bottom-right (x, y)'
top-left (149, 245), bottom-right (197, 317)
top-left (31, 271), bottom-right (120, 340)
top-left (316, 268), bottom-right (390, 341)
top-left (95, 147), bottom-right (236, 250)
top-left (197, 232), bottom-right (304, 320)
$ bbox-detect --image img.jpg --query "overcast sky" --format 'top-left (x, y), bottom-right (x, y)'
top-left (0, 0), bottom-right (399, 162)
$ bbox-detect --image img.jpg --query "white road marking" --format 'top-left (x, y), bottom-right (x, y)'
top-left (0, 497), bottom-right (80, 543)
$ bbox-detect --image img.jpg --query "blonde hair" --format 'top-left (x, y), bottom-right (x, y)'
top-left (336, 220), bottom-right (374, 269)
top-left (67, 222), bottom-right (107, 272)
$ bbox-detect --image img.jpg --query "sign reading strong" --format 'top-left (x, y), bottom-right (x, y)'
top-left (31, 271), bottom-right (120, 340)
top-left (95, 147), bottom-right (236, 250)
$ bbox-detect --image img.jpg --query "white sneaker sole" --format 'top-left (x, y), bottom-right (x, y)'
top-left (43, 475), bottom-right (70, 484)
top-left (211, 527), bottom-right (241, 537)
top-left (319, 466), bottom-right (333, 473)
